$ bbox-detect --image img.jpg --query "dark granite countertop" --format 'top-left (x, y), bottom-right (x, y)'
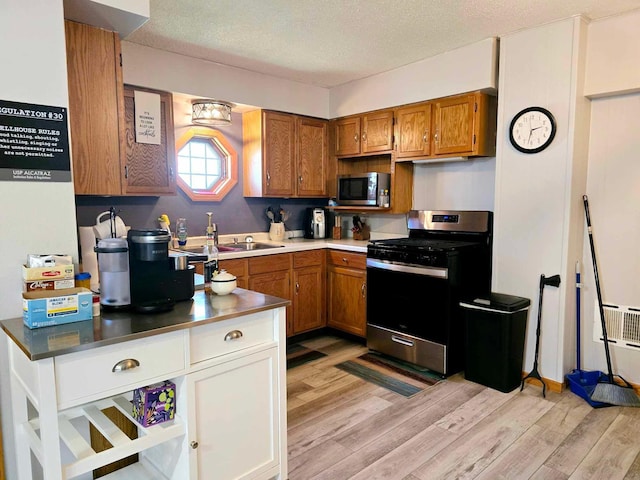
top-left (1, 288), bottom-right (289, 361)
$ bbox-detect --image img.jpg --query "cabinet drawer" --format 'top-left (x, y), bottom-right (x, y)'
top-left (249, 253), bottom-right (291, 275)
top-left (219, 257), bottom-right (248, 277)
top-left (293, 249), bottom-right (324, 268)
top-left (55, 330), bottom-right (186, 408)
top-left (190, 311), bottom-right (274, 364)
top-left (326, 250), bottom-right (366, 269)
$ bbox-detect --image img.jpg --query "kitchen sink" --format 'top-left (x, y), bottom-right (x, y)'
top-left (172, 242), bottom-right (283, 254)
top-left (220, 242), bottom-right (284, 251)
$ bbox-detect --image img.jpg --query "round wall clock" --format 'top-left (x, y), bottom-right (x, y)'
top-left (509, 106), bottom-right (556, 154)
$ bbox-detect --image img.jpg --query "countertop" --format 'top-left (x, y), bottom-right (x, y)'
top-left (0, 288), bottom-right (289, 361)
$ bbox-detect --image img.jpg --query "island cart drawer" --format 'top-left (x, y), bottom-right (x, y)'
top-left (190, 310), bottom-right (274, 365)
top-left (55, 330), bottom-right (186, 408)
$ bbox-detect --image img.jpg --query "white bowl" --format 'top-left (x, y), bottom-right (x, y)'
top-left (210, 270), bottom-right (237, 295)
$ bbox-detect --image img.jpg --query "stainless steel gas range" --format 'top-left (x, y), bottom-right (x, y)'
top-left (366, 210), bottom-right (493, 376)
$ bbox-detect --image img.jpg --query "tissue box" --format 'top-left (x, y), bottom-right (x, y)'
top-left (23, 287), bottom-right (92, 329)
top-left (132, 381), bottom-right (176, 427)
top-left (23, 263), bottom-right (75, 281)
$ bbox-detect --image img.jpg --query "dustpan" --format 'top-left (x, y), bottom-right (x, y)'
top-left (565, 260), bottom-right (611, 408)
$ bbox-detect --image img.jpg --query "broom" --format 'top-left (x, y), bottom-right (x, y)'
top-left (583, 195), bottom-right (640, 407)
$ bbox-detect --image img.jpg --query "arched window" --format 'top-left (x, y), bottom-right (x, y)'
top-left (175, 126), bottom-right (237, 201)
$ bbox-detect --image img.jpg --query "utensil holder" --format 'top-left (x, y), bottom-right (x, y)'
top-left (269, 222), bottom-right (285, 241)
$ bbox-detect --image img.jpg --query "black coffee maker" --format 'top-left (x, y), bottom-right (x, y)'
top-left (127, 229), bottom-right (174, 313)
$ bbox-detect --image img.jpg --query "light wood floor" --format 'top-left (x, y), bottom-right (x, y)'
top-left (286, 335), bottom-right (640, 480)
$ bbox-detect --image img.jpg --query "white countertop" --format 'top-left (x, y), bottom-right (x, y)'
top-left (173, 232), bottom-right (384, 260)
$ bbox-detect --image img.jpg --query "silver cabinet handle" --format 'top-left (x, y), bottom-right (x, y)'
top-left (423, 131), bottom-right (428, 143)
top-left (361, 283), bottom-right (366, 298)
top-left (112, 358), bottom-right (140, 372)
top-left (361, 132), bottom-right (367, 143)
top-left (341, 257), bottom-right (349, 264)
top-left (266, 171), bottom-right (271, 186)
top-left (295, 282), bottom-right (300, 294)
top-left (224, 330), bottom-right (243, 341)
top-left (354, 133), bottom-right (359, 143)
top-left (298, 175), bottom-right (303, 184)
top-left (190, 441), bottom-right (199, 449)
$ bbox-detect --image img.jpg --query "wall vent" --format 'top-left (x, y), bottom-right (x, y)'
top-left (593, 302), bottom-right (640, 351)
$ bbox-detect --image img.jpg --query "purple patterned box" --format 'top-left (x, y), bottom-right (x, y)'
top-left (132, 380), bottom-right (176, 427)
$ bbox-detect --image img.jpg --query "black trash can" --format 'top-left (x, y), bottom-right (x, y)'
top-left (460, 293), bottom-right (531, 393)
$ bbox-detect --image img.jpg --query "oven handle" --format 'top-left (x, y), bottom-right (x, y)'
top-left (366, 258), bottom-right (448, 279)
top-left (391, 335), bottom-right (414, 347)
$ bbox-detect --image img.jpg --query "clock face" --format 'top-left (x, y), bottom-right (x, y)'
top-left (509, 107), bottom-right (556, 154)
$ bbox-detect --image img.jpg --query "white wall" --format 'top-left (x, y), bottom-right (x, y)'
top-left (584, 8), bottom-right (640, 98)
top-left (412, 157), bottom-right (496, 211)
top-left (581, 94), bottom-right (640, 381)
top-left (122, 42), bottom-right (331, 119)
top-left (493, 17), bottom-right (589, 384)
top-left (329, 38), bottom-right (498, 118)
top-left (0, 2), bottom-right (78, 478)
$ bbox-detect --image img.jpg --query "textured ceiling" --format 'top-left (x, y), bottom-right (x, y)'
top-left (125, 0), bottom-right (640, 88)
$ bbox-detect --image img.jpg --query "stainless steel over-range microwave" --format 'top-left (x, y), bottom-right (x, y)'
top-left (336, 172), bottom-right (390, 207)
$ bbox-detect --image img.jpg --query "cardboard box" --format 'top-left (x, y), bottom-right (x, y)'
top-left (23, 263), bottom-right (75, 281)
top-left (23, 279), bottom-right (76, 292)
top-left (132, 381), bottom-right (176, 427)
top-left (23, 288), bottom-right (93, 329)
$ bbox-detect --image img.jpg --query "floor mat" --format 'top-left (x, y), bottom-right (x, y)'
top-left (335, 352), bottom-right (443, 397)
top-left (286, 344), bottom-right (328, 369)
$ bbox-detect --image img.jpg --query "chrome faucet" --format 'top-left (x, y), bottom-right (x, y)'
top-left (205, 212), bottom-right (218, 246)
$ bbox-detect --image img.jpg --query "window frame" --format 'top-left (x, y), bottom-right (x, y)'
top-left (175, 126), bottom-right (238, 201)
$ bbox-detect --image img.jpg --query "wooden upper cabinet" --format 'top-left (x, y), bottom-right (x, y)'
top-left (264, 111), bottom-right (296, 197)
top-left (334, 116), bottom-right (361, 156)
top-left (334, 110), bottom-right (393, 157)
top-left (243, 110), bottom-right (328, 198)
top-left (396, 102), bottom-right (432, 158)
top-left (65, 20), bottom-right (125, 195)
top-left (432, 92), bottom-right (497, 157)
top-left (122, 85), bottom-right (176, 195)
top-left (362, 110), bottom-right (394, 153)
top-left (65, 21), bottom-right (176, 196)
top-left (296, 116), bottom-right (328, 197)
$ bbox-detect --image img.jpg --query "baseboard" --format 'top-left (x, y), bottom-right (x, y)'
top-left (521, 373), bottom-right (564, 394)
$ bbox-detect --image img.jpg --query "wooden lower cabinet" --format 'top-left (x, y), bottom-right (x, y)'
top-left (326, 250), bottom-right (367, 337)
top-left (292, 250), bottom-right (325, 335)
top-left (248, 254), bottom-right (293, 333)
top-left (219, 258), bottom-right (248, 289)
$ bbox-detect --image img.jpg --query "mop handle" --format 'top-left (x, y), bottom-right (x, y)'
top-left (583, 195), bottom-right (614, 382)
top-left (576, 260), bottom-right (581, 371)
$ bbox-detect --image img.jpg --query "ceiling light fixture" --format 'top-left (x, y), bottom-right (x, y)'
top-left (191, 99), bottom-right (235, 126)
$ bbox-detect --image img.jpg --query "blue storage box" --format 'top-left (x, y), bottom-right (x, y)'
top-left (23, 287), bottom-right (93, 329)
top-left (132, 381), bottom-right (176, 427)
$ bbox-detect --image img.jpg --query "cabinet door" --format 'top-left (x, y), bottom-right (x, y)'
top-left (335, 116), bottom-right (361, 156)
top-left (219, 258), bottom-right (248, 289)
top-left (292, 265), bottom-right (325, 335)
top-left (187, 347), bottom-right (280, 479)
top-left (433, 93), bottom-right (476, 156)
top-left (362, 110), bottom-right (394, 154)
top-left (396, 103), bottom-right (432, 158)
top-left (296, 116), bottom-right (328, 197)
top-left (326, 264), bottom-right (367, 337)
top-left (263, 111), bottom-right (296, 196)
top-left (65, 20), bottom-right (125, 195)
top-left (122, 85), bottom-right (176, 195)
top-left (249, 269), bottom-right (292, 333)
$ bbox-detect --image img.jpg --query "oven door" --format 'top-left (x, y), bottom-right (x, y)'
top-left (366, 258), bottom-right (459, 375)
